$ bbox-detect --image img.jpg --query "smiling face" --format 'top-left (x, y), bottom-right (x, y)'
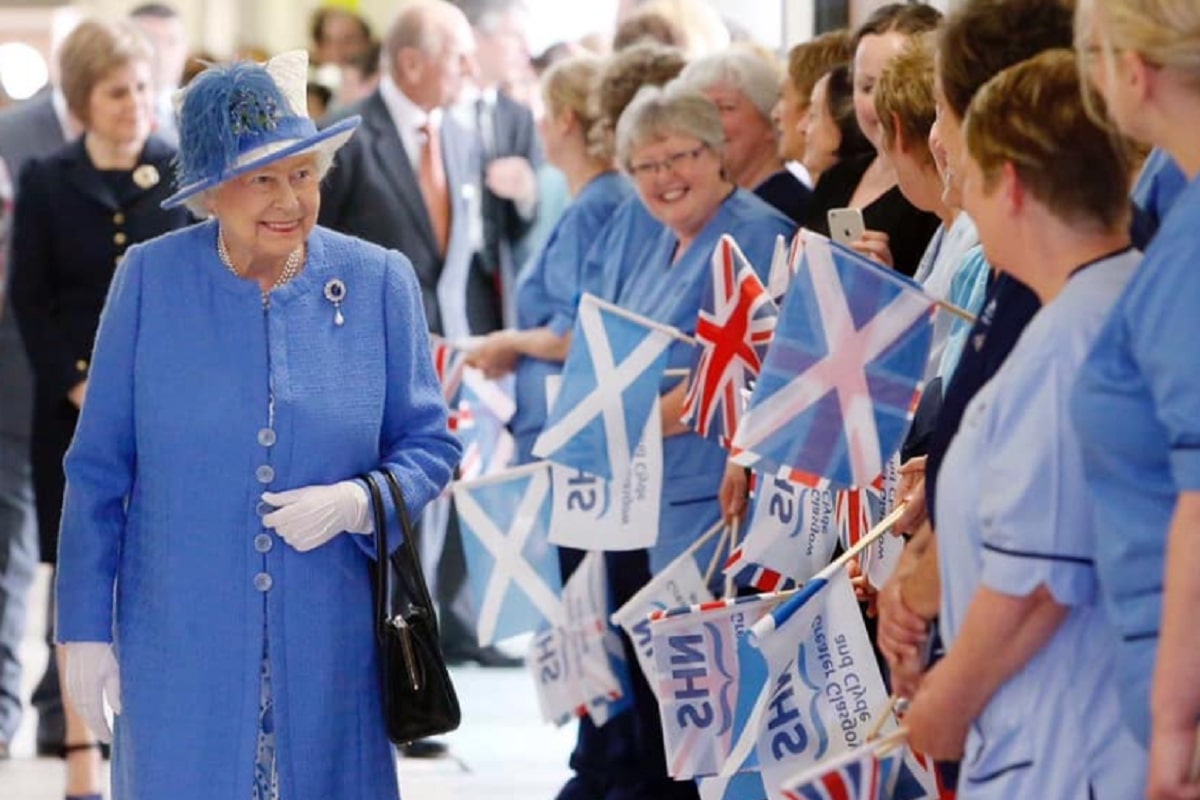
top-left (629, 132), bottom-right (728, 241)
top-left (86, 59), bottom-right (154, 148)
top-left (853, 31), bottom-right (908, 149)
top-left (207, 153), bottom-right (321, 267)
top-left (772, 78), bottom-right (809, 163)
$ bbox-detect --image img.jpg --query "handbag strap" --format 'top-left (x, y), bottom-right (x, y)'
top-left (381, 470), bottom-right (438, 618)
top-left (361, 470), bottom-right (440, 639)
top-left (361, 473), bottom-right (393, 641)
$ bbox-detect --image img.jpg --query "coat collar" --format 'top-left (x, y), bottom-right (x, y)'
top-left (64, 135), bottom-right (176, 211)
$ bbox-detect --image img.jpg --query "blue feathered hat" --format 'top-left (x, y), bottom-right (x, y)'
top-left (161, 50), bottom-right (359, 209)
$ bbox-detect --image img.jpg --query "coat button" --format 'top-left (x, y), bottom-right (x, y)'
top-left (113, 212), bottom-right (125, 225)
top-left (75, 359), bottom-right (88, 372)
top-left (114, 232), bottom-right (127, 245)
top-left (254, 533), bottom-right (274, 553)
top-left (256, 500), bottom-right (274, 517)
top-left (253, 572), bottom-right (273, 592)
top-left (255, 465), bottom-right (275, 484)
top-left (257, 428), bottom-right (276, 447)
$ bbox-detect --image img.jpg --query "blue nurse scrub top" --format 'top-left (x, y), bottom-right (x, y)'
top-left (938, 249), bottom-right (1145, 798)
top-left (511, 171), bottom-right (632, 463)
top-left (1072, 173), bottom-right (1200, 744)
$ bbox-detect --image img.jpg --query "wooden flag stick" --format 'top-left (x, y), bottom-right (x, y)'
top-left (873, 726), bottom-right (909, 757)
top-left (583, 292), bottom-right (698, 346)
top-left (828, 502), bottom-right (908, 575)
top-left (935, 299), bottom-right (975, 325)
top-left (664, 367), bottom-right (691, 378)
top-left (865, 695), bottom-right (902, 742)
top-left (723, 516), bottom-right (741, 598)
top-left (704, 523), bottom-right (732, 587)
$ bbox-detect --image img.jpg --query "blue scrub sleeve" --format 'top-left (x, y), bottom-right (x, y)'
top-left (977, 348), bottom-right (1096, 606)
top-left (1127, 229), bottom-right (1200, 490)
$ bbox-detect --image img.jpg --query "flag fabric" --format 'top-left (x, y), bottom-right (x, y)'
top-left (723, 570), bottom-right (893, 779)
top-left (768, 232), bottom-right (805, 303)
top-left (609, 525), bottom-right (718, 683)
top-left (725, 474), bottom-right (838, 592)
top-left (454, 465), bottom-right (563, 646)
top-left (681, 235), bottom-right (779, 448)
top-left (779, 737), bottom-right (905, 800)
top-left (861, 454), bottom-right (904, 589)
top-left (527, 552), bottom-right (627, 726)
top-left (533, 293), bottom-right (672, 481)
top-left (430, 334), bottom-right (467, 413)
top-left (650, 594), bottom-right (782, 778)
top-left (548, 394), bottom-right (663, 552)
top-left (893, 746), bottom-right (953, 799)
top-left (457, 368), bottom-right (516, 482)
top-left (732, 232), bottom-right (935, 488)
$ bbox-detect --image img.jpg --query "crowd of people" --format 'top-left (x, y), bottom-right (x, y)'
top-left (0, 0), bottom-right (1196, 798)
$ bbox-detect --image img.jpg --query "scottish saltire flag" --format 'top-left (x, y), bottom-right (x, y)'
top-left (722, 570), bottom-right (893, 779)
top-left (768, 232), bottom-right (804, 303)
top-left (431, 334), bottom-right (467, 411)
top-left (610, 525), bottom-right (717, 682)
top-left (527, 552), bottom-right (626, 726)
top-left (699, 760), bottom-right (802, 800)
top-left (650, 594), bottom-right (781, 778)
top-left (457, 368), bottom-right (516, 481)
top-left (533, 293), bottom-right (672, 480)
top-left (455, 465), bottom-right (563, 646)
top-left (732, 232), bottom-right (935, 488)
top-left (725, 474), bottom-right (838, 592)
top-left (681, 235), bottom-right (779, 448)
top-left (548, 394), bottom-right (663, 552)
top-left (780, 737), bottom-right (905, 800)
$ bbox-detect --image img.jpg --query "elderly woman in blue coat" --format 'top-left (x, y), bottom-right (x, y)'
top-left (54, 51), bottom-right (461, 800)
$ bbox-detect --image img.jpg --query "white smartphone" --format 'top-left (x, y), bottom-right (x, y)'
top-left (827, 207), bottom-right (865, 246)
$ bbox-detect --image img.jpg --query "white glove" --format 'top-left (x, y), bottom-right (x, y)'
top-left (261, 481), bottom-right (373, 552)
top-left (63, 641), bottom-right (122, 744)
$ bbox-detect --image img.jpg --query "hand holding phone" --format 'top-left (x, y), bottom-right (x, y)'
top-left (827, 207), bottom-right (865, 246)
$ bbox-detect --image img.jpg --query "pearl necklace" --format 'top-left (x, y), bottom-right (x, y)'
top-left (217, 231), bottom-right (303, 302)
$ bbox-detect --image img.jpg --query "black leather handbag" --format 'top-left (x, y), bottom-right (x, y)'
top-left (361, 470), bottom-right (461, 744)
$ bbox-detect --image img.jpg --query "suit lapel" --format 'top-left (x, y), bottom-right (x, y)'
top-left (363, 94), bottom-right (438, 255)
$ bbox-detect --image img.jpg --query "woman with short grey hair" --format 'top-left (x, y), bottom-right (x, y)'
top-left (585, 81), bottom-right (796, 797)
top-left (676, 49), bottom-right (812, 222)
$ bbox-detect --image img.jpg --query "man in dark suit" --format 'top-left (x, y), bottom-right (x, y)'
top-left (451, 0), bottom-right (543, 329)
top-left (0, 86), bottom-right (72, 758)
top-left (319, 0), bottom-right (519, 675)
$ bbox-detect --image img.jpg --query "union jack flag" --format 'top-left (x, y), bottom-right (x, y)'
top-left (681, 235), bottom-right (778, 448)
top-left (781, 740), bottom-right (904, 800)
top-left (431, 334), bottom-right (466, 427)
top-left (731, 231), bottom-right (935, 489)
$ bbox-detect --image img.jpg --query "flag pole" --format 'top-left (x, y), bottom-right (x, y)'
top-left (610, 518), bottom-right (727, 628)
top-left (873, 726), bottom-right (909, 757)
top-left (583, 293), bottom-right (698, 346)
top-left (935, 299), bottom-right (975, 325)
top-left (828, 501), bottom-right (908, 575)
top-left (750, 501), bottom-right (908, 638)
top-left (865, 695), bottom-right (902, 742)
top-left (704, 524), bottom-right (732, 587)
top-left (722, 516), bottom-right (741, 598)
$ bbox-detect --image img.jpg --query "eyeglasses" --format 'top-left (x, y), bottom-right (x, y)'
top-left (627, 144), bottom-right (708, 179)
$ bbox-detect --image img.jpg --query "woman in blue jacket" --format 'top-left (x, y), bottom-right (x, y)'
top-left (52, 52), bottom-right (461, 800)
top-left (1073, 2), bottom-right (1200, 798)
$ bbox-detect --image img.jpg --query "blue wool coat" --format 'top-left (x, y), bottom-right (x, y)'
top-left (56, 221), bottom-right (462, 800)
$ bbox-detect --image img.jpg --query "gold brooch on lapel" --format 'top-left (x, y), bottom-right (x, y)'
top-left (132, 164), bottom-right (160, 189)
